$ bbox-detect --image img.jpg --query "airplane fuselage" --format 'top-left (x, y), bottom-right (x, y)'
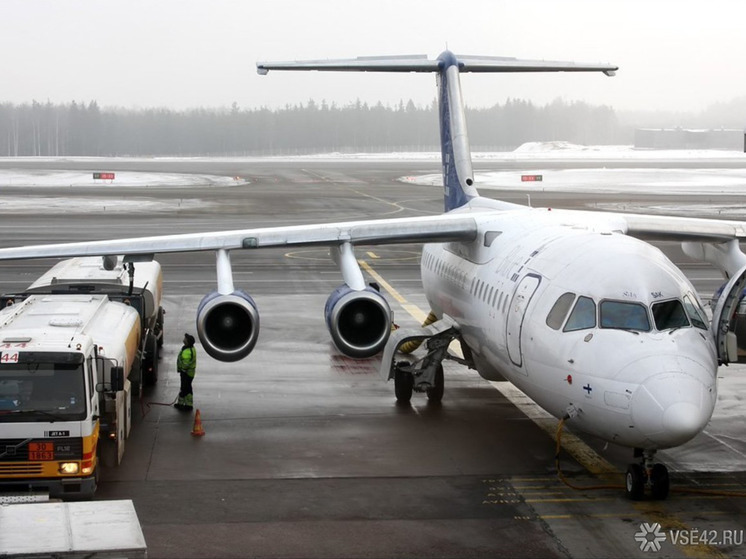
top-left (421, 199), bottom-right (718, 451)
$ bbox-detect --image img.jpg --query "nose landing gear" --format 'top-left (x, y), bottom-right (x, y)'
top-left (626, 449), bottom-right (670, 500)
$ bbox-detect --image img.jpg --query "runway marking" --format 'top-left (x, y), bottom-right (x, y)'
top-left (359, 260), bottom-right (428, 323)
top-left (301, 169), bottom-right (433, 216)
top-left (363, 258), bottom-right (727, 559)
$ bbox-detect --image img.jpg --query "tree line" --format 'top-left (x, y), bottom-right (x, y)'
top-left (0, 97), bottom-right (629, 157)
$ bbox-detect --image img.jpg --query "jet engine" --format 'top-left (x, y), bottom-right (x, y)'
top-left (196, 289), bottom-right (260, 362)
top-left (324, 284), bottom-right (392, 358)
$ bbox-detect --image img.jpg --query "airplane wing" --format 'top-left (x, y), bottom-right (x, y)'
top-left (0, 207), bottom-right (743, 261)
top-left (0, 213), bottom-right (480, 261)
top-left (618, 213), bottom-right (746, 242)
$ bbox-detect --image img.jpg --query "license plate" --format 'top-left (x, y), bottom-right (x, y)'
top-left (28, 442), bottom-right (54, 461)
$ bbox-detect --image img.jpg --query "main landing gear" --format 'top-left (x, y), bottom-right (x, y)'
top-left (381, 319), bottom-right (472, 405)
top-left (394, 362), bottom-right (444, 404)
top-left (625, 448), bottom-right (670, 500)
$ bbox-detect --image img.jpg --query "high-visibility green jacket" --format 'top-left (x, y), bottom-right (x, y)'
top-left (177, 346), bottom-right (197, 378)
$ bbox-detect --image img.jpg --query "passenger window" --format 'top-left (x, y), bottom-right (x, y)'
top-left (600, 301), bottom-right (650, 331)
top-left (652, 299), bottom-right (690, 330)
top-left (683, 293), bottom-right (708, 330)
top-left (546, 292), bottom-right (576, 330)
top-left (564, 296), bottom-right (596, 332)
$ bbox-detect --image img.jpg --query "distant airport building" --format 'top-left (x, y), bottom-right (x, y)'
top-left (634, 128), bottom-right (745, 151)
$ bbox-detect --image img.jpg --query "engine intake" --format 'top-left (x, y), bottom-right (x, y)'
top-left (196, 290), bottom-right (260, 362)
top-left (325, 285), bottom-right (392, 358)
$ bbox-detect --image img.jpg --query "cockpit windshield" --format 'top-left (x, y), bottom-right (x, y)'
top-left (548, 293), bottom-right (707, 334)
top-left (683, 293), bottom-right (709, 330)
top-left (563, 296), bottom-right (596, 332)
top-left (0, 352), bottom-right (86, 422)
top-left (600, 301), bottom-right (651, 331)
top-left (652, 299), bottom-right (690, 330)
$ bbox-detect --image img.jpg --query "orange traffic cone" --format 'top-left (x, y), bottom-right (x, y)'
top-left (191, 409), bottom-right (205, 437)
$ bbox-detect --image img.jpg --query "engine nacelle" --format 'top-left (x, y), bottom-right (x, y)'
top-left (196, 289), bottom-right (260, 362)
top-left (324, 285), bottom-right (392, 358)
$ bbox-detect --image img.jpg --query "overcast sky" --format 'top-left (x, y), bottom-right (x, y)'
top-left (2, 0), bottom-right (745, 113)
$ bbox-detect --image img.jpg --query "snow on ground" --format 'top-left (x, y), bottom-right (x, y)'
top-left (0, 196), bottom-right (206, 214)
top-left (2, 142), bottom-right (743, 165)
top-left (2, 144), bottom-right (746, 214)
top-left (0, 170), bottom-right (242, 188)
top-left (402, 168), bottom-right (746, 197)
top-left (0, 169), bottom-right (242, 213)
top-left (396, 143), bottom-right (746, 217)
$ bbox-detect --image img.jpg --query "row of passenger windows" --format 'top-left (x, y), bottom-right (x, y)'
top-left (423, 251), bottom-right (509, 313)
top-left (423, 251), bottom-right (468, 290)
top-left (546, 292), bottom-right (709, 333)
top-left (471, 277), bottom-right (509, 313)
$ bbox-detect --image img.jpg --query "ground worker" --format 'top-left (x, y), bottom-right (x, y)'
top-left (175, 333), bottom-right (197, 411)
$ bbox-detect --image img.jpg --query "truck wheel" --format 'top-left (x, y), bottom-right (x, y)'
top-left (143, 332), bottom-right (159, 386)
top-left (98, 437), bottom-right (118, 468)
top-left (156, 307), bottom-right (165, 348)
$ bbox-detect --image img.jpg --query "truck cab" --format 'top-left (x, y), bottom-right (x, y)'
top-left (0, 294), bottom-right (139, 499)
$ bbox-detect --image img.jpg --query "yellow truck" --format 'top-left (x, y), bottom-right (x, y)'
top-left (0, 291), bottom-right (142, 499)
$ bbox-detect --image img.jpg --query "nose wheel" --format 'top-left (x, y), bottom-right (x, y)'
top-left (625, 450), bottom-right (670, 500)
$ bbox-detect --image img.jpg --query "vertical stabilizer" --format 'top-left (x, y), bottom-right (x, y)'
top-left (437, 51), bottom-right (478, 211)
top-left (257, 53), bottom-right (617, 212)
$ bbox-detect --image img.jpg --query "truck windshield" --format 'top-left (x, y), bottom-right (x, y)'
top-left (0, 354), bottom-right (86, 422)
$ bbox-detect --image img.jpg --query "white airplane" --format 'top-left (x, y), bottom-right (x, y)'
top-left (1, 51), bottom-right (745, 501)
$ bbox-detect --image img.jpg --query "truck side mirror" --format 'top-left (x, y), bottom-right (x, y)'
top-left (110, 366), bottom-right (125, 392)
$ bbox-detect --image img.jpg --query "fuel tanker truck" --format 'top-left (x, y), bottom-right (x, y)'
top-left (0, 257), bottom-right (163, 500)
top-left (1, 255), bottom-right (164, 393)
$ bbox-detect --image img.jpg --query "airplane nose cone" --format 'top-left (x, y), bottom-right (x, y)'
top-left (631, 367), bottom-right (715, 448)
top-left (662, 402), bottom-right (707, 444)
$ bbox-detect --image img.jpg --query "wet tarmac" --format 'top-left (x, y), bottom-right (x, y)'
top-left (0, 157), bottom-right (744, 558)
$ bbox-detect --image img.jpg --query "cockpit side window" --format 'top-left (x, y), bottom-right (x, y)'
top-left (563, 296), bottom-right (596, 332)
top-left (546, 292), bottom-right (576, 330)
top-left (652, 299), bottom-right (690, 330)
top-left (600, 301), bottom-right (651, 332)
top-left (683, 293), bottom-right (708, 330)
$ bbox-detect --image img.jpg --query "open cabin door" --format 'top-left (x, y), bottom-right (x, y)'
top-left (712, 264), bottom-right (746, 364)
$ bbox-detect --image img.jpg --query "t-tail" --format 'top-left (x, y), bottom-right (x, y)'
top-left (257, 51), bottom-right (617, 212)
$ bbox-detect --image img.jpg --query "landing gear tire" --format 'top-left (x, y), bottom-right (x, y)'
top-left (426, 364), bottom-right (444, 403)
top-left (650, 463), bottom-right (670, 500)
top-left (625, 463), bottom-right (646, 501)
top-left (394, 365), bottom-right (414, 403)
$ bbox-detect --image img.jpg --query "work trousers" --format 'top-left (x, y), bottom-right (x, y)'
top-left (178, 371), bottom-right (194, 408)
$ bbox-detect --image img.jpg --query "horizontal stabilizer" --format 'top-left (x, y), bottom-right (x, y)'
top-left (457, 55), bottom-right (617, 76)
top-left (257, 55), bottom-right (438, 74)
top-left (258, 53), bottom-right (617, 76)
